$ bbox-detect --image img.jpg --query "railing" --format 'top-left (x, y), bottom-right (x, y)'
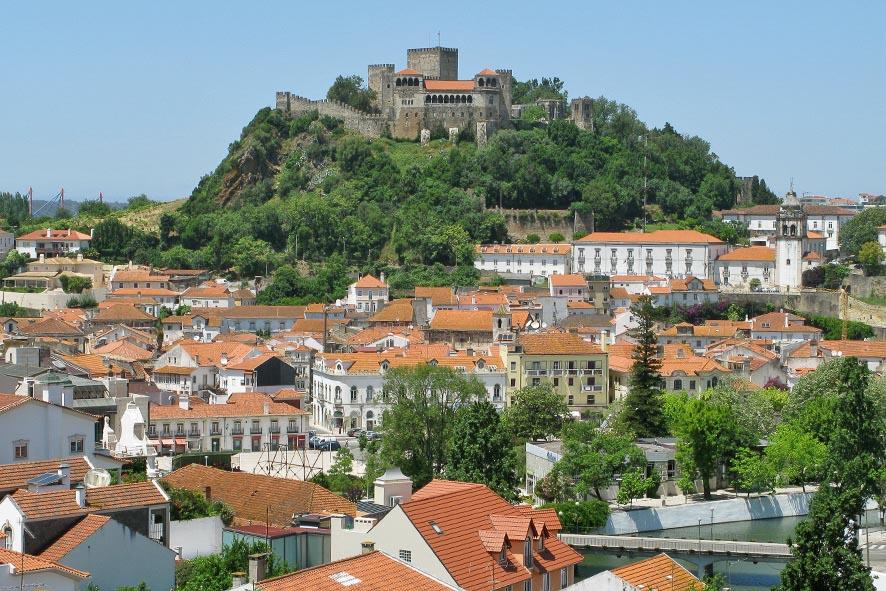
top-left (580, 369), bottom-right (603, 375)
top-left (188, 430), bottom-right (201, 438)
top-left (558, 533), bottom-right (792, 558)
top-left (287, 425), bottom-right (300, 433)
top-left (210, 428), bottom-right (221, 436)
top-left (526, 369), bottom-right (547, 376)
top-left (249, 427), bottom-right (262, 435)
top-left (269, 425), bottom-right (280, 434)
top-left (231, 427), bottom-right (244, 435)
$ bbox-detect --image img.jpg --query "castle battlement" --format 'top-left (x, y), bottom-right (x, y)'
top-left (407, 46), bottom-right (458, 54)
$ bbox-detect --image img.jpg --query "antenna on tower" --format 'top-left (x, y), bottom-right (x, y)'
top-left (27, 186), bottom-right (33, 216)
top-left (437, 31), bottom-right (441, 46)
top-left (60, 187), bottom-right (64, 212)
top-left (99, 191), bottom-right (103, 203)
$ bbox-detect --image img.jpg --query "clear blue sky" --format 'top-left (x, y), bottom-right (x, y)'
top-left (2, 1), bottom-right (883, 202)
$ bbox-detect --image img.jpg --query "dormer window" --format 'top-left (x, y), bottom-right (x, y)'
top-left (523, 537), bottom-right (533, 567)
top-left (537, 535), bottom-right (544, 551)
top-left (499, 548), bottom-right (507, 566)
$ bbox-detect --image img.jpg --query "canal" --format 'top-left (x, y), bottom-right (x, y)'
top-left (575, 509), bottom-right (883, 590)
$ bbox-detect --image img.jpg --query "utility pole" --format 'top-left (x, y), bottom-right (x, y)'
top-left (641, 135), bottom-right (648, 231)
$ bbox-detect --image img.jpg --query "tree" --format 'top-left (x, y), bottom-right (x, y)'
top-left (775, 485), bottom-right (874, 591)
top-left (232, 236), bottom-right (275, 278)
top-left (673, 398), bottom-right (739, 499)
top-left (161, 483), bottom-right (233, 525)
top-left (380, 365), bottom-right (486, 487)
top-left (748, 277), bottom-right (761, 291)
top-left (616, 467), bottom-right (654, 507)
top-left (327, 447), bottom-right (356, 496)
top-left (732, 448), bottom-right (775, 497)
top-left (77, 199), bottom-right (111, 217)
top-left (503, 384), bottom-right (568, 441)
top-left (548, 232), bottom-right (565, 243)
top-left (326, 74), bottom-right (376, 113)
top-left (765, 424), bottom-right (826, 492)
top-left (177, 538), bottom-right (290, 591)
top-left (525, 233), bottom-right (541, 244)
top-left (839, 207), bottom-right (886, 255)
top-left (555, 421), bottom-right (645, 500)
top-left (59, 274), bottom-right (92, 294)
top-left (445, 400), bottom-right (519, 500)
top-left (622, 296), bottom-right (668, 437)
top-left (857, 241), bottom-right (884, 276)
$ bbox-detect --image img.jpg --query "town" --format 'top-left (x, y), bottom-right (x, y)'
top-left (3, 12), bottom-right (886, 591)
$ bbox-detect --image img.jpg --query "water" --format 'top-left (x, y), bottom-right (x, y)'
top-left (576, 510), bottom-right (883, 591)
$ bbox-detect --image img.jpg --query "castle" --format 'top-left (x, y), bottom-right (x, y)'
top-left (276, 46), bottom-right (594, 144)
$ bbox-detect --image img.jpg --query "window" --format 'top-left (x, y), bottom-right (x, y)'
top-left (523, 537), bottom-right (533, 568)
top-left (560, 568), bottom-right (568, 588)
top-left (366, 386), bottom-right (374, 402)
top-left (552, 378), bottom-right (559, 386)
top-left (399, 549), bottom-right (412, 563)
top-left (13, 440), bottom-right (27, 459)
top-left (673, 379), bottom-right (683, 391)
top-left (232, 438), bottom-right (242, 451)
top-left (568, 378), bottom-right (574, 386)
top-left (69, 437), bottom-right (84, 453)
top-left (524, 580), bottom-right (531, 591)
top-left (510, 361), bottom-right (516, 371)
top-left (351, 386), bottom-right (358, 403)
top-left (2, 525), bottom-right (11, 549)
top-left (542, 573), bottom-right (550, 591)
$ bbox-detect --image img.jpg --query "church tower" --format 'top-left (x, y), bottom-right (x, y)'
top-left (775, 188), bottom-right (805, 290)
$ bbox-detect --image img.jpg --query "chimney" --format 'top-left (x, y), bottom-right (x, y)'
top-left (248, 553), bottom-right (268, 583)
top-left (39, 253), bottom-right (44, 263)
top-left (380, 272), bottom-right (386, 285)
top-left (784, 313), bottom-right (789, 328)
top-left (89, 228), bottom-right (94, 238)
top-left (231, 573), bottom-right (247, 587)
top-left (204, 486), bottom-right (212, 502)
top-left (74, 483), bottom-right (86, 508)
top-left (809, 340), bottom-right (818, 357)
top-left (601, 330), bottom-right (609, 352)
top-left (58, 463), bottom-right (71, 486)
top-left (361, 540), bottom-right (375, 555)
top-left (77, 253), bottom-right (83, 262)
top-left (263, 402), bottom-right (270, 416)
top-left (178, 395), bottom-right (190, 411)
top-left (47, 228), bottom-right (52, 238)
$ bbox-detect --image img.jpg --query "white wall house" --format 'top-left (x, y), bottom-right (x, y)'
top-left (0, 395), bottom-right (97, 464)
top-left (879, 225), bottom-right (886, 254)
top-left (0, 552), bottom-right (87, 591)
top-left (716, 204), bottom-right (856, 251)
top-left (344, 275), bottom-right (389, 313)
top-left (312, 349), bottom-right (506, 432)
top-left (475, 244), bottom-right (572, 278)
top-left (714, 246), bottom-right (776, 288)
top-left (0, 230), bottom-right (14, 259)
top-left (572, 230), bottom-right (728, 280)
top-left (15, 229), bottom-right (92, 259)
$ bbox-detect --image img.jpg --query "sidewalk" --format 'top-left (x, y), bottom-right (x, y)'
top-left (621, 485), bottom-right (818, 510)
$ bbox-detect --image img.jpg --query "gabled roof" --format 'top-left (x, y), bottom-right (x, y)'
top-left (85, 480), bottom-right (168, 510)
top-left (428, 309), bottom-right (492, 332)
top-left (717, 246), bottom-right (776, 262)
top-left (39, 514), bottom-right (110, 561)
top-left (610, 553), bottom-right (701, 591)
top-left (0, 547), bottom-right (89, 579)
top-left (414, 286), bottom-right (458, 307)
top-left (10, 489), bottom-right (88, 520)
top-left (401, 480), bottom-right (581, 591)
top-left (111, 270), bottom-right (170, 282)
top-left (17, 229), bottom-right (91, 241)
top-left (92, 305), bottom-right (156, 323)
top-left (0, 457), bottom-right (92, 493)
top-left (17, 317), bottom-right (83, 336)
top-left (162, 464), bottom-right (355, 524)
top-left (181, 286), bottom-right (231, 298)
top-left (549, 274), bottom-right (587, 287)
top-left (353, 274), bottom-right (388, 288)
top-left (0, 394), bottom-right (30, 414)
top-left (368, 298), bottom-right (414, 323)
top-left (258, 550), bottom-right (458, 591)
top-left (92, 339), bottom-right (154, 362)
top-left (476, 243), bottom-right (571, 255)
top-left (150, 392), bottom-right (308, 419)
top-left (715, 204), bottom-right (856, 217)
top-left (518, 331), bottom-right (602, 355)
top-left (577, 230), bottom-right (723, 245)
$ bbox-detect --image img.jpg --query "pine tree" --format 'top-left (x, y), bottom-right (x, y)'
top-left (622, 295), bottom-right (668, 437)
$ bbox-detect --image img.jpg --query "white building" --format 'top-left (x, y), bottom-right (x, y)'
top-left (15, 228), bottom-right (93, 259)
top-left (715, 203), bottom-right (856, 252)
top-left (714, 246), bottom-right (776, 289)
top-left (0, 230), bottom-right (14, 259)
top-left (0, 548), bottom-right (88, 591)
top-left (181, 285), bottom-right (234, 308)
top-left (312, 348), bottom-right (506, 432)
top-left (548, 273), bottom-right (588, 300)
top-left (0, 394), bottom-right (97, 464)
top-left (475, 243), bottom-right (572, 278)
top-left (148, 392), bottom-right (309, 454)
top-left (344, 274), bottom-right (389, 313)
top-left (572, 230), bottom-right (727, 279)
top-left (879, 224), bottom-right (886, 254)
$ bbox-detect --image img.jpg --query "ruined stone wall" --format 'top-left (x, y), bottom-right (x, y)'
top-left (276, 92), bottom-right (388, 138)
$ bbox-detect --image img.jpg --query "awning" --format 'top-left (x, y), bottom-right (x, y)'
top-left (160, 438), bottom-right (174, 446)
top-left (174, 438), bottom-right (187, 446)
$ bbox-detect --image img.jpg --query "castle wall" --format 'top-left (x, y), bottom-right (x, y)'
top-left (276, 92), bottom-right (388, 138)
top-left (367, 64), bottom-right (394, 114)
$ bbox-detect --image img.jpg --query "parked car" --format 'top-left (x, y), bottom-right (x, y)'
top-left (309, 435), bottom-right (330, 449)
top-left (346, 428), bottom-right (364, 438)
top-left (318, 440), bottom-right (341, 451)
top-left (364, 431), bottom-right (382, 441)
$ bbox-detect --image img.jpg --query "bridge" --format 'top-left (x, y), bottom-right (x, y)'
top-left (559, 533), bottom-right (791, 577)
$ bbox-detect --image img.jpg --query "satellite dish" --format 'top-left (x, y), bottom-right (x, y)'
top-left (529, 321), bottom-right (540, 330)
top-left (193, 334), bottom-right (200, 341)
top-left (541, 322), bottom-right (548, 329)
top-left (83, 469), bottom-right (112, 488)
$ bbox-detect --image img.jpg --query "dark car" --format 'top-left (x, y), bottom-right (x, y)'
top-left (318, 440), bottom-right (341, 451)
top-left (346, 428), bottom-right (364, 438)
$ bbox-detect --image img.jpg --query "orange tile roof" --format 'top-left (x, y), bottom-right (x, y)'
top-left (518, 331), bottom-right (602, 355)
top-left (396, 67), bottom-right (420, 75)
top-left (225, 353), bottom-right (282, 371)
top-left (429, 309), bottom-right (492, 332)
top-left (153, 365), bottom-right (196, 376)
top-left (424, 79), bottom-right (475, 91)
top-left (317, 348), bottom-right (500, 375)
top-left (750, 312), bottom-right (821, 333)
top-left (669, 276), bottom-right (717, 291)
top-left (93, 339), bottom-right (154, 361)
top-left (610, 287), bottom-right (630, 298)
top-left (0, 394), bottom-right (30, 414)
top-left (401, 480), bottom-right (580, 591)
top-left (807, 230), bottom-right (824, 239)
top-left (85, 481), bottom-right (168, 510)
top-left (179, 341), bottom-right (256, 366)
top-left (0, 457), bottom-right (92, 493)
top-left (0, 547), bottom-right (89, 579)
top-left (717, 246), bottom-right (776, 262)
top-left (659, 357), bottom-right (729, 377)
top-left (577, 230), bottom-right (723, 244)
top-left (193, 305), bottom-right (307, 319)
top-left (10, 489), bottom-right (88, 519)
top-left (803, 251), bottom-right (822, 261)
top-left (39, 514), bottom-right (110, 561)
top-left (476, 244), bottom-right (571, 255)
top-left (17, 228), bottom-right (92, 241)
top-left (415, 286), bottom-right (458, 306)
top-left (611, 274), bottom-right (665, 282)
top-left (92, 305), bottom-right (156, 323)
top-left (354, 274), bottom-right (388, 288)
top-left (611, 553), bottom-right (701, 591)
top-left (17, 317), bottom-right (83, 336)
top-left (819, 339), bottom-right (886, 359)
top-left (258, 551), bottom-right (457, 591)
top-left (368, 298), bottom-right (414, 323)
top-left (477, 68), bottom-right (498, 75)
top-left (150, 392), bottom-right (307, 419)
top-left (346, 326), bottom-right (419, 346)
top-left (111, 287), bottom-right (179, 297)
top-left (58, 353), bottom-right (128, 378)
top-left (511, 309), bottom-right (531, 329)
top-left (162, 464), bottom-right (355, 524)
top-left (112, 270), bottom-right (170, 282)
top-left (182, 286), bottom-right (230, 298)
top-left (659, 320), bottom-right (749, 338)
top-left (549, 274), bottom-right (587, 287)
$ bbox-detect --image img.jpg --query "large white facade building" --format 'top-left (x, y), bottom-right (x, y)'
top-left (0, 394), bottom-right (97, 464)
top-left (344, 274), bottom-right (389, 313)
top-left (474, 244), bottom-right (572, 278)
top-left (572, 230), bottom-right (727, 280)
top-left (715, 203), bottom-right (855, 252)
top-left (311, 348), bottom-right (506, 432)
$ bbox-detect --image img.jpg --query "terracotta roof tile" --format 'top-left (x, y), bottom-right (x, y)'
top-left (476, 244), bottom-right (571, 255)
top-left (368, 299), bottom-right (414, 323)
top-left (577, 230), bottom-right (723, 244)
top-left (518, 331), bottom-right (602, 355)
top-left (424, 80), bottom-right (475, 91)
top-left (10, 489), bottom-right (88, 519)
top-left (611, 553), bottom-right (701, 591)
top-left (429, 310), bottom-right (492, 332)
top-left (17, 229), bottom-right (91, 241)
top-left (162, 464), bottom-right (355, 524)
top-left (150, 392), bottom-right (307, 419)
top-left (0, 394), bottom-right (30, 414)
top-left (17, 317), bottom-right (83, 336)
top-left (92, 339), bottom-right (154, 362)
top-left (111, 287), bottom-right (179, 297)
top-left (92, 305), bottom-right (156, 323)
top-left (0, 547), bottom-right (89, 579)
top-left (0, 457), bottom-right (92, 493)
top-left (717, 246), bottom-right (776, 262)
top-left (549, 274), bottom-right (587, 287)
top-left (112, 270), bottom-right (170, 282)
top-left (414, 286), bottom-right (458, 307)
top-left (39, 514), bottom-right (110, 561)
top-left (396, 67), bottom-right (420, 75)
top-left (85, 481), bottom-right (168, 510)
top-left (819, 339), bottom-right (886, 359)
top-left (182, 286), bottom-right (231, 298)
top-left (354, 274), bottom-right (388, 288)
top-left (258, 551), bottom-right (457, 591)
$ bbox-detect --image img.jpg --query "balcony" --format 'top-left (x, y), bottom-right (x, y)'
top-left (287, 424), bottom-right (300, 433)
top-left (187, 429), bottom-right (201, 438)
top-left (147, 429), bottom-right (157, 438)
top-left (210, 427), bottom-right (222, 436)
top-left (269, 425), bottom-right (281, 434)
top-left (582, 385), bottom-right (604, 392)
top-left (231, 426), bottom-right (244, 435)
top-left (249, 427), bottom-right (263, 435)
top-left (526, 369), bottom-right (547, 376)
top-left (580, 368), bottom-right (603, 376)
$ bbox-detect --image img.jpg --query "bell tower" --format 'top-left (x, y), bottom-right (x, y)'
top-left (775, 188), bottom-right (805, 290)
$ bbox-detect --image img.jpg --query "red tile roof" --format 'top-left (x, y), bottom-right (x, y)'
top-left (162, 464), bottom-right (355, 524)
top-left (477, 68), bottom-right (498, 75)
top-left (39, 514), bottom-right (110, 561)
top-left (577, 230), bottom-right (723, 244)
top-left (401, 480), bottom-right (581, 591)
top-left (717, 246), bottom-right (776, 262)
top-left (85, 481), bottom-right (168, 510)
top-left (92, 305), bottom-right (156, 323)
top-left (549, 274), bottom-right (587, 287)
top-left (17, 229), bottom-right (91, 241)
top-left (0, 394), bottom-right (30, 414)
top-left (368, 299), bottom-right (414, 323)
top-left (518, 331), bottom-right (602, 355)
top-left (10, 489), bottom-right (88, 519)
top-left (354, 274), bottom-right (388, 288)
top-left (424, 80), bottom-right (475, 91)
top-left (476, 244), bottom-right (571, 255)
top-left (93, 339), bottom-right (154, 361)
top-left (610, 553), bottom-right (701, 591)
top-left (0, 457), bottom-right (92, 493)
top-left (150, 392), bottom-right (308, 419)
top-left (396, 68), bottom-right (420, 75)
top-left (415, 286), bottom-right (458, 307)
top-left (429, 310), bottom-right (492, 332)
top-left (258, 551), bottom-right (457, 591)
top-left (0, 547), bottom-right (89, 579)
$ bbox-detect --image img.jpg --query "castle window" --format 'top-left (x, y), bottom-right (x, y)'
top-left (395, 78), bottom-right (402, 87)
top-left (467, 96), bottom-right (473, 103)
top-left (425, 95), bottom-right (431, 103)
top-left (478, 78), bottom-right (485, 87)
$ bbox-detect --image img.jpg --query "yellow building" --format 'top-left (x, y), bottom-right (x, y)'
top-left (503, 330), bottom-right (610, 414)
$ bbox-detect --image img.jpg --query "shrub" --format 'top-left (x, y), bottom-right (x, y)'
top-left (749, 278), bottom-right (761, 291)
top-left (548, 232), bottom-right (565, 243)
top-left (67, 295), bottom-right (97, 308)
top-left (526, 233), bottom-right (541, 244)
top-left (541, 500), bottom-right (609, 532)
top-left (59, 274), bottom-right (92, 294)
